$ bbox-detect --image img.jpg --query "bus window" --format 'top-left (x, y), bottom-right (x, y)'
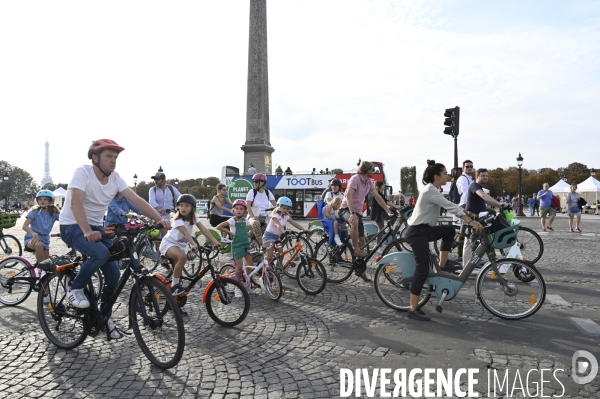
top-left (305, 192), bottom-right (313, 202)
top-left (296, 192), bottom-right (303, 202)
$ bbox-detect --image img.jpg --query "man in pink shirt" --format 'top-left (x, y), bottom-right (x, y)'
top-left (339, 161), bottom-right (392, 281)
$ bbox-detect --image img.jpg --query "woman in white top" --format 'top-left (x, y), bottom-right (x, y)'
top-left (403, 160), bottom-right (483, 321)
top-left (566, 183), bottom-right (582, 232)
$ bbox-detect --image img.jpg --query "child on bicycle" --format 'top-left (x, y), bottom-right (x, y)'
top-left (104, 192), bottom-right (142, 231)
top-left (22, 190), bottom-right (61, 304)
top-left (22, 190), bottom-right (60, 264)
top-left (160, 194), bottom-right (220, 295)
top-left (216, 199), bottom-right (253, 297)
top-left (322, 197), bottom-right (344, 245)
top-left (263, 197), bottom-right (308, 271)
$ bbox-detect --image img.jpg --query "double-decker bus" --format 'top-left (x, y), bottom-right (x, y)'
top-left (220, 162), bottom-right (389, 218)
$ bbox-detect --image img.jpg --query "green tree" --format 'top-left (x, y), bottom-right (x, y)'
top-left (0, 160), bottom-right (39, 203)
top-left (330, 168), bottom-right (343, 174)
top-left (400, 166), bottom-right (419, 199)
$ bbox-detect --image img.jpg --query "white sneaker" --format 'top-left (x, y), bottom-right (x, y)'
top-left (106, 318), bottom-right (124, 340)
top-left (67, 287), bottom-right (90, 308)
top-left (334, 235), bottom-right (342, 246)
top-left (43, 294), bottom-right (53, 304)
top-left (234, 287), bottom-right (243, 298)
top-left (221, 237), bottom-right (232, 243)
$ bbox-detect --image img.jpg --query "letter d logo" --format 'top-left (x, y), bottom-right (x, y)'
top-left (572, 350), bottom-right (598, 384)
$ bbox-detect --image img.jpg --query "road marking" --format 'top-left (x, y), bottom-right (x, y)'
top-left (569, 317), bottom-right (600, 336)
top-left (546, 294), bottom-right (572, 307)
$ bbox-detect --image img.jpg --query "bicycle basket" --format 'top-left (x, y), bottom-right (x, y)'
top-left (488, 215), bottom-right (520, 249)
top-left (402, 206), bottom-right (414, 220)
top-left (0, 213), bottom-right (19, 229)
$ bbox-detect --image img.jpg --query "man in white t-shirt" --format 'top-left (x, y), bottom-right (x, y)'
top-left (60, 139), bottom-right (171, 339)
top-left (245, 173), bottom-right (276, 245)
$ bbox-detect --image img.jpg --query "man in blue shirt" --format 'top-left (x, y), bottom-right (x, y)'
top-left (466, 169), bottom-right (509, 215)
top-left (536, 183), bottom-right (555, 231)
top-left (148, 172), bottom-right (181, 221)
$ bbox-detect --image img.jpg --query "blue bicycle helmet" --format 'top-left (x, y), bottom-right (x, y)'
top-left (36, 190), bottom-right (55, 201)
top-left (277, 196), bottom-right (293, 207)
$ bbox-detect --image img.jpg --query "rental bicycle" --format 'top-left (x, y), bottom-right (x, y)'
top-left (374, 212), bottom-right (546, 319)
top-left (0, 213), bottom-right (22, 260)
top-left (37, 221), bottom-right (185, 369)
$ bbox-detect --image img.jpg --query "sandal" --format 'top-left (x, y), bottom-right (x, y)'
top-left (569, 228), bottom-right (574, 233)
top-left (576, 228), bottom-right (582, 233)
top-left (547, 226), bottom-right (554, 231)
top-left (359, 273), bottom-right (372, 283)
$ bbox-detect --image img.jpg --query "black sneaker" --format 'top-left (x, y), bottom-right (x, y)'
top-left (407, 308), bottom-right (431, 321)
top-left (171, 284), bottom-right (186, 296)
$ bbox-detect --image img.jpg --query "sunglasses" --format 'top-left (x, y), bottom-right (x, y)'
top-left (465, 165), bottom-right (473, 169)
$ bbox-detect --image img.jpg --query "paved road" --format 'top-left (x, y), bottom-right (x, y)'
top-left (0, 214), bottom-right (599, 398)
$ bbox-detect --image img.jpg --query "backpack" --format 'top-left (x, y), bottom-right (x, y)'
top-left (152, 185), bottom-right (177, 209)
top-left (252, 188), bottom-right (271, 201)
top-left (551, 195), bottom-right (561, 211)
top-left (448, 179), bottom-right (461, 204)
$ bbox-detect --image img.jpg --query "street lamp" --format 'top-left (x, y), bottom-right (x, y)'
top-left (133, 174), bottom-right (138, 193)
top-left (516, 152), bottom-right (526, 217)
top-left (3, 172), bottom-right (9, 208)
top-left (591, 168), bottom-right (596, 177)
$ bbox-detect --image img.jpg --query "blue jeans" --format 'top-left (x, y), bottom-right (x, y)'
top-left (60, 224), bottom-right (120, 318)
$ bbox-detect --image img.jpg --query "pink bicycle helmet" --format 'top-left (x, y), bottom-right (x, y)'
top-left (232, 199), bottom-right (247, 209)
top-left (87, 139), bottom-right (125, 159)
top-left (252, 173), bottom-right (267, 182)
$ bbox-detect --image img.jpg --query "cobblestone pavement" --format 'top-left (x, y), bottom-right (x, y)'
top-left (0, 214), bottom-right (599, 398)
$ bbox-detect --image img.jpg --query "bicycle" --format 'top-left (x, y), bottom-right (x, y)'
top-left (152, 241), bottom-right (250, 327)
top-left (0, 213), bottom-right (22, 260)
top-left (0, 235), bottom-right (103, 306)
top-left (266, 231), bottom-right (327, 295)
top-left (220, 247), bottom-right (283, 301)
top-left (374, 212), bottom-right (546, 320)
top-left (37, 220), bottom-right (185, 369)
top-left (431, 210), bottom-right (544, 265)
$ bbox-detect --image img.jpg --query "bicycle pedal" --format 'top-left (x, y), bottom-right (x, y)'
top-left (435, 305), bottom-right (443, 313)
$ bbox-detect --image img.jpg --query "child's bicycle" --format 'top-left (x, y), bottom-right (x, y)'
top-left (36, 221), bottom-right (185, 369)
top-left (374, 212), bottom-right (546, 319)
top-left (0, 234), bottom-right (103, 306)
top-left (220, 247), bottom-right (283, 301)
top-left (152, 241), bottom-right (250, 327)
top-left (0, 213), bottom-right (22, 260)
top-left (266, 231), bottom-right (327, 295)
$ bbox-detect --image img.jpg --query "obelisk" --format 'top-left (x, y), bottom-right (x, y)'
top-left (241, 0), bottom-right (274, 175)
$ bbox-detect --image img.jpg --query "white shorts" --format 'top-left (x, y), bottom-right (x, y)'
top-left (159, 238), bottom-right (188, 255)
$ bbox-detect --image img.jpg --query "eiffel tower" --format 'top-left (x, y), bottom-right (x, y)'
top-left (41, 141), bottom-right (53, 187)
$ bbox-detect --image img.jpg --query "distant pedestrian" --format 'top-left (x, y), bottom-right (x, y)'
top-left (408, 196), bottom-right (416, 206)
top-left (566, 184), bottom-right (582, 233)
top-left (528, 196), bottom-right (535, 216)
top-left (537, 183), bottom-right (555, 232)
top-left (275, 165), bottom-right (283, 176)
top-left (284, 167), bottom-right (293, 175)
top-left (533, 193), bottom-right (540, 216)
top-left (248, 164), bottom-right (257, 175)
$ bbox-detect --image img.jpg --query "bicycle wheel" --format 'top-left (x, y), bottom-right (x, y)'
top-left (296, 257), bottom-right (327, 295)
top-left (263, 269), bottom-right (283, 300)
top-left (129, 276), bottom-right (185, 369)
top-left (0, 257), bottom-right (34, 306)
top-left (499, 226), bottom-right (544, 264)
top-left (306, 228), bottom-right (326, 252)
top-left (183, 240), bottom-right (202, 278)
top-left (138, 242), bottom-right (161, 272)
top-left (91, 270), bottom-right (104, 300)
top-left (205, 278), bottom-right (250, 327)
top-left (314, 238), bottom-right (355, 283)
top-left (0, 235), bottom-right (22, 260)
top-left (374, 261), bottom-right (431, 311)
top-left (397, 225), bottom-right (412, 252)
top-left (476, 259), bottom-right (546, 320)
top-left (37, 273), bottom-right (88, 349)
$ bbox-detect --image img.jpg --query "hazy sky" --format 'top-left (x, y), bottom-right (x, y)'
top-left (1, 0), bottom-right (599, 191)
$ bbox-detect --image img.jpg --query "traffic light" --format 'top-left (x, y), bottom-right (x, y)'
top-left (443, 106), bottom-right (460, 137)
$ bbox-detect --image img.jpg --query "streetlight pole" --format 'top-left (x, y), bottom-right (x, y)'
top-left (133, 174), bottom-right (138, 194)
top-left (3, 172), bottom-right (9, 209)
top-left (516, 152), bottom-right (526, 217)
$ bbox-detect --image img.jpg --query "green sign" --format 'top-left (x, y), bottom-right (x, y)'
top-left (227, 178), bottom-right (253, 201)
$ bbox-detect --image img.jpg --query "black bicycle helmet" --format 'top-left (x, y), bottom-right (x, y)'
top-left (177, 194), bottom-right (197, 208)
top-left (331, 179), bottom-right (342, 187)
